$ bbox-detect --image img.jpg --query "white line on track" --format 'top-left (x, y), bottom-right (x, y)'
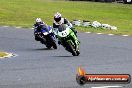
top-left (30, 28), bottom-right (34, 29)
top-left (122, 35), bottom-right (129, 37)
top-left (85, 32), bottom-right (130, 37)
top-left (15, 26), bottom-right (21, 29)
top-left (1, 27), bottom-right (130, 37)
top-left (0, 52), bottom-right (18, 59)
top-left (108, 34), bottom-right (114, 36)
top-left (91, 85), bottom-right (122, 88)
top-left (97, 33), bottom-right (103, 35)
top-left (3, 26), bottom-right (9, 27)
top-left (85, 32), bottom-right (91, 33)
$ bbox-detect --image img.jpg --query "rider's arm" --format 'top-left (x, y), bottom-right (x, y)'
top-left (33, 24), bottom-right (38, 29)
top-left (33, 24), bottom-right (38, 33)
top-left (64, 18), bottom-right (77, 34)
top-left (53, 23), bottom-right (59, 35)
top-left (64, 18), bottom-right (73, 28)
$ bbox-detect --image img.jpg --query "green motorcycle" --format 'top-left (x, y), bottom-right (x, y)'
top-left (56, 24), bottom-right (80, 56)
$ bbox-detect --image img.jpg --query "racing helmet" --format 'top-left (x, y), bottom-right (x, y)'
top-left (54, 12), bottom-right (62, 22)
top-left (36, 18), bottom-right (42, 23)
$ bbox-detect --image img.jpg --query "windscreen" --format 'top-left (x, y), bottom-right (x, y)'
top-left (58, 24), bottom-right (67, 32)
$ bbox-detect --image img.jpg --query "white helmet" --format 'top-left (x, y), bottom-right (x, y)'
top-left (54, 12), bottom-right (62, 22)
top-left (36, 18), bottom-right (42, 23)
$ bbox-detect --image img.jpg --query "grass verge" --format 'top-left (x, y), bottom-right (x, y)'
top-left (0, 0), bottom-right (132, 35)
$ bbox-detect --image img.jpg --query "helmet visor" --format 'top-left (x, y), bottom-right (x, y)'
top-left (54, 17), bottom-right (61, 22)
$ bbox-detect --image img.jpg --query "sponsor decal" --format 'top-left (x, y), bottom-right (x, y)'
top-left (76, 67), bottom-right (131, 85)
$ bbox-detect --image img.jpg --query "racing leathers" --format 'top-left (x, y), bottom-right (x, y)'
top-left (33, 22), bottom-right (49, 44)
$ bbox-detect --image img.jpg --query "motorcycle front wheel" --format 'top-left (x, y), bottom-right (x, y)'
top-left (67, 41), bottom-right (77, 56)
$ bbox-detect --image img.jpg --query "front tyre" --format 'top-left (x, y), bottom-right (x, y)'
top-left (47, 34), bottom-right (57, 49)
top-left (67, 42), bottom-right (77, 56)
top-left (50, 36), bottom-right (57, 49)
top-left (52, 40), bottom-right (57, 49)
top-left (76, 50), bottom-right (80, 56)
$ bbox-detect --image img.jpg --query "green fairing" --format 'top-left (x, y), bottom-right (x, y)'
top-left (57, 24), bottom-right (80, 51)
top-left (56, 24), bottom-right (80, 56)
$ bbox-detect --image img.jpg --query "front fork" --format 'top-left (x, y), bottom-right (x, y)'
top-left (70, 33), bottom-right (80, 51)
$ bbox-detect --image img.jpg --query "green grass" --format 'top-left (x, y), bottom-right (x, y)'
top-left (0, 0), bottom-right (132, 35)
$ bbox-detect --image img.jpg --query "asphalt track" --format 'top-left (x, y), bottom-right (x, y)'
top-left (0, 26), bottom-right (132, 88)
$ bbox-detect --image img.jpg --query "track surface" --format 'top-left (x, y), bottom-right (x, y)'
top-left (0, 26), bottom-right (132, 88)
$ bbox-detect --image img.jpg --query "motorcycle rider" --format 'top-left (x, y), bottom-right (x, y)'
top-left (33, 18), bottom-right (49, 44)
top-left (53, 12), bottom-right (77, 45)
top-left (53, 12), bottom-right (77, 36)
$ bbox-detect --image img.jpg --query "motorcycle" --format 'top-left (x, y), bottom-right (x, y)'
top-left (34, 26), bottom-right (57, 49)
top-left (56, 24), bottom-right (80, 56)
